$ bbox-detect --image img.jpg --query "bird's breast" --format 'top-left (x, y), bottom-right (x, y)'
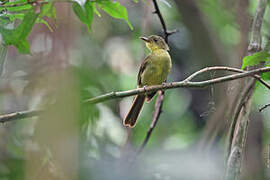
top-left (141, 51), bottom-right (171, 86)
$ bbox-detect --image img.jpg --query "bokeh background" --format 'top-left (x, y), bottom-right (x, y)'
top-left (1, 0), bottom-right (270, 179)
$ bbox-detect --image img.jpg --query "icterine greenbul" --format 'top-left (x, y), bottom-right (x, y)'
top-left (123, 35), bottom-right (172, 128)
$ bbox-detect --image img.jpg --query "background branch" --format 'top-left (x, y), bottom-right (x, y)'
top-left (225, 0), bottom-right (267, 179)
top-left (259, 103), bottom-right (270, 112)
top-left (152, 0), bottom-right (177, 43)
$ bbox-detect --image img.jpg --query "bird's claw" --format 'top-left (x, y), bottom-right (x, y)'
top-left (143, 86), bottom-right (147, 91)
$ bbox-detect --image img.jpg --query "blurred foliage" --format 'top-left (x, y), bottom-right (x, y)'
top-left (0, 0), bottom-right (270, 179)
top-left (0, 0), bottom-right (132, 53)
top-left (241, 51), bottom-right (270, 69)
top-left (0, 8), bottom-right (38, 53)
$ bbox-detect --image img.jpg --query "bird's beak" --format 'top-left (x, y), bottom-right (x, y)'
top-left (140, 36), bottom-right (150, 42)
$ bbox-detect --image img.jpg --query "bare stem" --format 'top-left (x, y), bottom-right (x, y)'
top-left (136, 91), bottom-right (164, 155)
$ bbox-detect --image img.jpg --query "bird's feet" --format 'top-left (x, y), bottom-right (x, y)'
top-left (143, 85), bottom-right (147, 92)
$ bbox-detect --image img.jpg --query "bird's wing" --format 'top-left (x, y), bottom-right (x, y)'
top-left (137, 54), bottom-right (151, 87)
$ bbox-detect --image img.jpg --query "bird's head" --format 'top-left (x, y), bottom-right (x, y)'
top-left (140, 35), bottom-right (169, 52)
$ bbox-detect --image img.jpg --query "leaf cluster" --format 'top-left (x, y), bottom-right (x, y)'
top-left (0, 0), bottom-right (133, 53)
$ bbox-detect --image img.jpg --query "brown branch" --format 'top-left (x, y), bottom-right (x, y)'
top-left (185, 66), bottom-right (270, 89)
top-left (0, 110), bottom-right (42, 123)
top-left (136, 91), bottom-right (164, 155)
top-left (226, 80), bottom-right (254, 159)
top-left (84, 66), bottom-right (270, 104)
top-left (1, 66), bottom-right (270, 124)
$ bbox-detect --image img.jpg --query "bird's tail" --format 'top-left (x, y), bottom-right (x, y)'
top-left (123, 95), bottom-right (145, 128)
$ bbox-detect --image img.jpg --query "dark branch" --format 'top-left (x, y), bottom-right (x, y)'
top-left (152, 0), bottom-right (177, 43)
top-left (259, 103), bottom-right (270, 112)
top-left (136, 91), bottom-right (164, 155)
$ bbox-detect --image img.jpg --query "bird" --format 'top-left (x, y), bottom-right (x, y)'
top-left (123, 35), bottom-right (172, 128)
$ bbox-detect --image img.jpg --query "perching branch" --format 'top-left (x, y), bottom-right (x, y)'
top-left (2, 66), bottom-right (269, 123)
top-left (84, 66), bottom-right (270, 104)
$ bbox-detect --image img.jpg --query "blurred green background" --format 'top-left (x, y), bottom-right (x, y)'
top-left (1, 0), bottom-right (270, 179)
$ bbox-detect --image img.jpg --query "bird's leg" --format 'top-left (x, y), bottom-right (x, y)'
top-left (143, 85), bottom-right (147, 92)
top-left (162, 82), bottom-right (167, 87)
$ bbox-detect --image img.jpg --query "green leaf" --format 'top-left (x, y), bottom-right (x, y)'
top-left (241, 51), bottom-right (270, 69)
top-left (93, 3), bottom-right (101, 17)
top-left (40, 0), bottom-right (57, 20)
top-left (72, 1), bottom-right (94, 30)
top-left (3, 4), bottom-right (32, 12)
top-left (97, 0), bottom-right (133, 30)
top-left (38, 0), bottom-right (56, 32)
top-left (0, 9), bottom-right (39, 54)
top-left (0, 0), bottom-right (31, 12)
top-left (2, 13), bottom-right (24, 21)
top-left (261, 63), bottom-right (270, 80)
top-left (36, 18), bottom-right (53, 32)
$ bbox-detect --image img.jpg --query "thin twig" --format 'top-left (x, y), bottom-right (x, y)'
top-left (185, 66), bottom-right (270, 89)
top-left (136, 91), bottom-right (164, 155)
top-left (0, 110), bottom-right (42, 123)
top-left (152, 0), bottom-right (177, 43)
top-left (84, 66), bottom-right (270, 104)
top-left (259, 103), bottom-right (270, 112)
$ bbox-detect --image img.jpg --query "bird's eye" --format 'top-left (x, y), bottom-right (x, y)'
top-left (153, 38), bottom-right (158, 42)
